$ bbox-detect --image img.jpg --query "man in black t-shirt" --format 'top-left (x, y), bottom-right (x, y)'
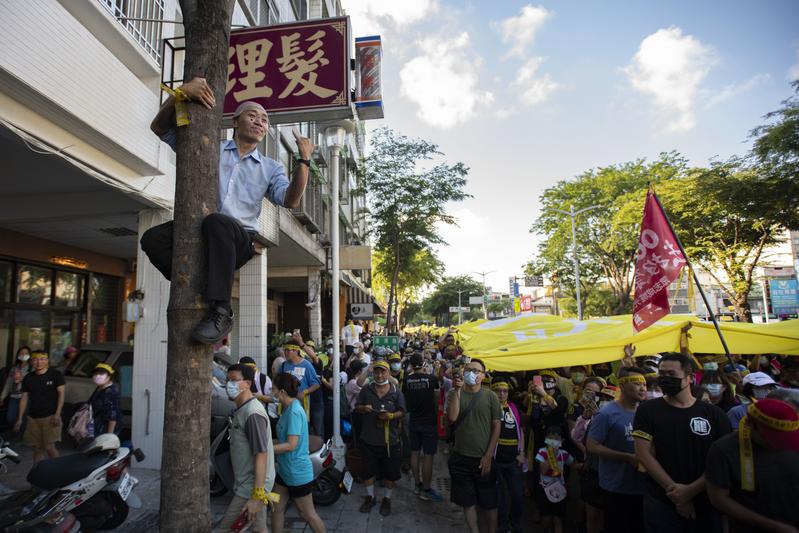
top-left (402, 353), bottom-right (443, 502)
top-left (633, 353), bottom-right (730, 533)
top-left (705, 398), bottom-right (799, 532)
top-left (15, 351), bottom-right (65, 462)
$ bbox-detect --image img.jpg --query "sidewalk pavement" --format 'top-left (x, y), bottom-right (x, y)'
top-left (1, 441), bottom-right (580, 532)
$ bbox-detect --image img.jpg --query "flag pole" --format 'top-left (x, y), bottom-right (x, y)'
top-left (649, 190), bottom-right (733, 362)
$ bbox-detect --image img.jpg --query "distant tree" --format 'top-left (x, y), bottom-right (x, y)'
top-left (372, 247), bottom-right (443, 327)
top-left (530, 152), bottom-right (687, 314)
top-left (422, 275), bottom-right (485, 325)
top-left (751, 80), bottom-right (799, 175)
top-left (360, 128), bottom-right (470, 331)
top-left (650, 160), bottom-right (799, 322)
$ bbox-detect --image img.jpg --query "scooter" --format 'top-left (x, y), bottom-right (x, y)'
top-left (210, 423), bottom-right (351, 506)
top-left (0, 434), bottom-right (145, 532)
top-left (0, 436), bottom-right (21, 473)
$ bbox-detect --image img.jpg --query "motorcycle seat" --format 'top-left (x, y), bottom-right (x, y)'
top-left (27, 452), bottom-right (112, 490)
top-left (308, 435), bottom-right (324, 453)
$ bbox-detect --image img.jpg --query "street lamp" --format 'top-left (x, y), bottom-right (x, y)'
top-left (550, 204), bottom-right (602, 320)
top-left (471, 270), bottom-right (495, 320)
top-left (325, 124), bottom-right (347, 464)
top-left (456, 289), bottom-right (468, 325)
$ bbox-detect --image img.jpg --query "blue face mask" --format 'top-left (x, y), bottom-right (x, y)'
top-left (705, 383), bottom-right (723, 397)
top-left (226, 380), bottom-right (242, 400)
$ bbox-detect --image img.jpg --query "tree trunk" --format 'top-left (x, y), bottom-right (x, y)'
top-left (733, 298), bottom-right (753, 323)
top-left (386, 250), bottom-right (401, 333)
top-left (160, 2), bottom-right (235, 532)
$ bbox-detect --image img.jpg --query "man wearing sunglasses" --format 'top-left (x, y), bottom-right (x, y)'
top-left (447, 359), bottom-right (502, 533)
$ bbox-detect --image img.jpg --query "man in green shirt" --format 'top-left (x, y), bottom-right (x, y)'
top-left (447, 358), bottom-right (502, 533)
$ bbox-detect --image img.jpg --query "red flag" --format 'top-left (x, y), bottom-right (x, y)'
top-left (632, 191), bottom-right (687, 332)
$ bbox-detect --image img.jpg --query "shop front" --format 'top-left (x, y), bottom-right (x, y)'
top-left (0, 257), bottom-right (122, 368)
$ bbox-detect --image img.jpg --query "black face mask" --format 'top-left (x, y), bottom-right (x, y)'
top-left (657, 376), bottom-right (685, 396)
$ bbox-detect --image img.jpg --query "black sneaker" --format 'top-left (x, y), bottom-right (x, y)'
top-left (191, 306), bottom-right (233, 344)
top-left (379, 497), bottom-right (391, 516)
top-left (359, 495), bottom-right (376, 513)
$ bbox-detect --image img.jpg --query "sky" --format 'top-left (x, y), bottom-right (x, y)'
top-left (344, 0), bottom-right (799, 294)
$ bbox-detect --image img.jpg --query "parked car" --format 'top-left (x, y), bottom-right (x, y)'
top-left (61, 343), bottom-right (235, 443)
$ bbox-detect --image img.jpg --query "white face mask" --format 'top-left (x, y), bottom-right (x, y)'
top-left (373, 379), bottom-right (389, 386)
top-left (753, 387), bottom-right (770, 400)
top-left (390, 362), bottom-right (401, 372)
top-left (646, 390), bottom-right (663, 400)
top-left (544, 438), bottom-right (562, 449)
top-left (18, 354), bottom-right (30, 362)
top-left (226, 380), bottom-right (242, 400)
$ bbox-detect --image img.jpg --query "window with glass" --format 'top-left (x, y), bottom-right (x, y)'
top-left (1, 258), bottom-right (121, 367)
top-left (55, 272), bottom-right (83, 307)
top-left (17, 265), bottom-right (52, 305)
top-left (0, 261), bottom-right (11, 303)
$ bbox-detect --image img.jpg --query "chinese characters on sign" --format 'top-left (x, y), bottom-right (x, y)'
top-left (632, 192), bottom-right (687, 332)
top-left (769, 279), bottom-right (799, 316)
top-left (224, 17), bottom-right (350, 120)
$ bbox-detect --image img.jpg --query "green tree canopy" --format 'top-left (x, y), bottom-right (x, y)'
top-left (530, 152), bottom-right (688, 314)
top-left (422, 275), bottom-right (485, 326)
top-left (371, 247), bottom-right (443, 327)
top-left (361, 128), bottom-right (470, 331)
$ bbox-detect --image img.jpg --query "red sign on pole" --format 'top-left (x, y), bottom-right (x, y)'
top-left (632, 191), bottom-right (687, 332)
top-left (224, 17), bottom-right (351, 123)
top-left (520, 295), bottom-right (532, 312)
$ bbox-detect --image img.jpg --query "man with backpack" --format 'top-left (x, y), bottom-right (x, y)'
top-left (447, 358), bottom-right (502, 533)
top-left (240, 357), bottom-right (273, 404)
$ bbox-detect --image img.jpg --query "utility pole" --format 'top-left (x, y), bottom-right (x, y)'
top-left (160, 2), bottom-right (235, 532)
top-left (551, 204), bottom-right (602, 320)
top-left (472, 270), bottom-right (495, 320)
top-left (326, 124), bottom-right (347, 465)
top-left (456, 289), bottom-right (468, 325)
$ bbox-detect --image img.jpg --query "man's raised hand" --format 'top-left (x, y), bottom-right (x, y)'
top-left (180, 77), bottom-right (215, 109)
top-left (292, 129), bottom-right (315, 160)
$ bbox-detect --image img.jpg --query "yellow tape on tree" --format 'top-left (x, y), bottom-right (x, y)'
top-left (160, 83), bottom-right (190, 127)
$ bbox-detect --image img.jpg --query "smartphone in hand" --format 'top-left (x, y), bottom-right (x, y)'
top-left (532, 375), bottom-right (543, 389)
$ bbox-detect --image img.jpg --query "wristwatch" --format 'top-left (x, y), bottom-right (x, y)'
top-left (297, 158), bottom-right (311, 167)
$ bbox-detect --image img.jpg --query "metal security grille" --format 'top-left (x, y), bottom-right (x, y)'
top-left (98, 0), bottom-right (165, 64)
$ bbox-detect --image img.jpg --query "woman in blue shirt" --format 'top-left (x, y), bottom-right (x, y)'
top-left (271, 373), bottom-right (326, 533)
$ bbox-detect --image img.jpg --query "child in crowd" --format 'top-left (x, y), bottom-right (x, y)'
top-left (535, 426), bottom-right (574, 533)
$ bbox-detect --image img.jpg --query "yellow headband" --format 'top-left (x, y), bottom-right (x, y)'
top-left (491, 381), bottom-right (509, 391)
top-left (94, 363), bottom-right (115, 374)
top-left (644, 372), bottom-right (658, 379)
top-left (284, 344), bottom-right (301, 351)
top-left (618, 374), bottom-right (647, 385)
top-left (243, 362), bottom-right (257, 369)
top-left (31, 352), bottom-right (48, 359)
top-left (539, 370), bottom-right (558, 381)
top-left (748, 403), bottom-right (799, 432)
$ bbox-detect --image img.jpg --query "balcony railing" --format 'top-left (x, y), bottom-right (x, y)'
top-left (98, 0), bottom-right (165, 64)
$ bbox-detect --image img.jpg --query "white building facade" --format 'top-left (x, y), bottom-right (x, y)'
top-left (0, 0), bottom-right (373, 468)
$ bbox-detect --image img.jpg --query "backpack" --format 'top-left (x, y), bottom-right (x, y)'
top-left (67, 402), bottom-right (94, 444)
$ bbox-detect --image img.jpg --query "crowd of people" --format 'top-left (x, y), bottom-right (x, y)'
top-left (235, 320), bottom-right (799, 533)
top-left (2, 323), bottom-right (798, 533)
top-left (0, 347), bottom-right (122, 463)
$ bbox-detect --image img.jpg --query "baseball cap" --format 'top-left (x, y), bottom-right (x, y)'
top-left (747, 399), bottom-right (799, 451)
top-left (373, 361), bottom-right (390, 371)
top-left (743, 372), bottom-right (776, 387)
top-left (388, 353), bottom-right (401, 362)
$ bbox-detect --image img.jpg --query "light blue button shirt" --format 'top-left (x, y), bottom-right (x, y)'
top-left (160, 130), bottom-right (289, 230)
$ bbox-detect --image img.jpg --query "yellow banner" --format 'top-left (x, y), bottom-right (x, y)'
top-left (453, 314), bottom-right (799, 371)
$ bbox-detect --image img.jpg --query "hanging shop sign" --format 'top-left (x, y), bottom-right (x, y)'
top-left (224, 17), bottom-right (351, 124)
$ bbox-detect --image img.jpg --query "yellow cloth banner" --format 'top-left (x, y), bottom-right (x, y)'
top-left (453, 314), bottom-right (799, 372)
